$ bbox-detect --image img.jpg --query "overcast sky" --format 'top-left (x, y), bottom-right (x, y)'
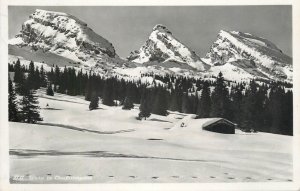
top-left (8, 6), bottom-right (292, 57)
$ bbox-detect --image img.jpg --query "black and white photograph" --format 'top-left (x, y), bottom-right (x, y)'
top-left (0, 1), bottom-right (300, 190)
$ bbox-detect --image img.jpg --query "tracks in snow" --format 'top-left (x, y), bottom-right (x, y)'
top-left (36, 122), bottom-right (135, 134)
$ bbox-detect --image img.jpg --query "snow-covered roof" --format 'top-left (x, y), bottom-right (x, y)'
top-left (171, 115), bottom-right (235, 131)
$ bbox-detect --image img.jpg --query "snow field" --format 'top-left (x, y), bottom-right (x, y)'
top-left (9, 91), bottom-right (293, 183)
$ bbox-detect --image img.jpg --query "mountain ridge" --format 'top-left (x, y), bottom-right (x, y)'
top-left (8, 9), bottom-right (292, 83)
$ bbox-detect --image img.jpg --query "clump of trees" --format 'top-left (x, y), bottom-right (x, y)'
top-left (9, 60), bottom-right (293, 135)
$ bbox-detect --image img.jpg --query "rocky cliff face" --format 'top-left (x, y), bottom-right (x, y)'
top-left (127, 24), bottom-right (210, 71)
top-left (203, 30), bottom-right (292, 82)
top-left (9, 9), bottom-right (117, 67)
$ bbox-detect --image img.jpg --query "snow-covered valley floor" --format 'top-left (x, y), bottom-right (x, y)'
top-left (9, 90), bottom-right (293, 183)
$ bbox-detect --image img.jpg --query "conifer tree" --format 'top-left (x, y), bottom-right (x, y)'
top-left (34, 66), bottom-right (41, 89)
top-left (254, 84), bottom-right (268, 131)
top-left (169, 89), bottom-right (179, 111)
top-left (85, 73), bottom-right (92, 101)
top-left (54, 65), bottom-right (60, 88)
top-left (231, 83), bottom-right (244, 125)
top-left (196, 82), bottom-right (211, 118)
top-left (48, 67), bottom-right (55, 83)
top-left (14, 59), bottom-right (23, 83)
top-left (181, 92), bottom-right (192, 113)
top-left (210, 72), bottom-right (231, 118)
top-left (19, 85), bottom-right (42, 123)
top-left (89, 93), bottom-right (99, 110)
top-left (27, 61), bottom-right (36, 89)
top-left (241, 80), bottom-right (260, 131)
top-left (192, 92), bottom-right (198, 114)
top-left (122, 84), bottom-right (134, 110)
top-left (15, 76), bottom-right (26, 96)
top-left (102, 79), bottom-right (114, 106)
top-left (122, 96), bottom-right (134, 110)
top-left (8, 77), bottom-right (19, 122)
top-left (152, 87), bottom-right (168, 116)
top-left (138, 88), bottom-right (151, 120)
top-left (46, 84), bottom-right (54, 96)
top-left (267, 85), bottom-right (285, 134)
top-left (58, 66), bottom-right (68, 94)
top-left (40, 65), bottom-right (47, 87)
top-left (283, 90), bottom-right (293, 135)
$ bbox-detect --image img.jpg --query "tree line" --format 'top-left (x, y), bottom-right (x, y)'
top-left (9, 60), bottom-right (293, 135)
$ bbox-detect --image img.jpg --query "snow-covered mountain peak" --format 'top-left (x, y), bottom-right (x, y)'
top-left (127, 25), bottom-right (210, 71)
top-left (203, 29), bottom-right (292, 82)
top-left (9, 9), bottom-right (118, 67)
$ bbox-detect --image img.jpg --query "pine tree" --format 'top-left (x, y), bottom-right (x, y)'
top-left (181, 92), bottom-right (192, 113)
top-left (241, 80), bottom-right (261, 131)
top-left (15, 73), bottom-right (26, 95)
top-left (54, 65), bottom-right (60, 89)
top-left (231, 84), bottom-right (244, 125)
top-left (152, 87), bottom-right (168, 116)
top-left (34, 66), bottom-right (41, 89)
top-left (14, 59), bottom-right (26, 95)
top-left (85, 73), bottom-right (92, 101)
top-left (283, 90), bottom-right (293, 135)
top-left (8, 77), bottom-right (19, 122)
top-left (58, 66), bottom-right (68, 94)
top-left (89, 93), bottom-right (99, 110)
top-left (46, 84), bottom-right (54, 96)
top-left (196, 82), bottom-right (211, 118)
top-left (122, 83), bottom-right (134, 110)
top-left (102, 79), bottom-right (114, 106)
top-left (48, 67), bottom-right (55, 83)
top-left (267, 84), bottom-right (285, 134)
top-left (122, 96), bottom-right (134, 110)
top-left (27, 61), bottom-right (36, 89)
top-left (254, 84), bottom-right (268, 131)
top-left (40, 65), bottom-right (47, 87)
top-left (169, 88), bottom-right (180, 111)
top-left (19, 85), bottom-right (42, 123)
top-left (210, 72), bottom-right (231, 118)
top-left (138, 88), bottom-right (151, 120)
top-left (14, 59), bottom-right (23, 83)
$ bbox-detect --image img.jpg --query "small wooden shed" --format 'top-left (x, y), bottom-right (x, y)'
top-left (202, 118), bottom-right (236, 134)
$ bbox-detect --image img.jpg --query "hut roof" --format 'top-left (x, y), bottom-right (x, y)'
top-left (172, 115), bottom-right (236, 131)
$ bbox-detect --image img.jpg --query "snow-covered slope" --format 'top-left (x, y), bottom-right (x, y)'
top-left (127, 24), bottom-right (210, 71)
top-left (9, 9), bottom-right (122, 68)
top-left (9, 90), bottom-right (292, 183)
top-left (203, 30), bottom-right (293, 82)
